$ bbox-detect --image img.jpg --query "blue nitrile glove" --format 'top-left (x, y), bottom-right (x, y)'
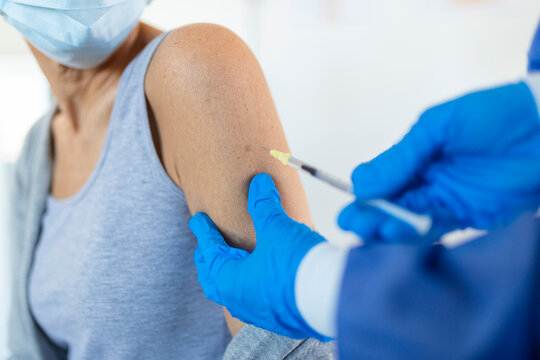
top-left (338, 81), bottom-right (540, 242)
top-left (189, 173), bottom-right (329, 340)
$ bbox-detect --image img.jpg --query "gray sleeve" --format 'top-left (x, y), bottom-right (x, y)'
top-left (7, 114), bottom-right (64, 360)
top-left (9, 118), bottom-right (39, 297)
top-left (7, 122), bottom-right (36, 359)
top-left (525, 73), bottom-right (540, 116)
top-left (10, 136), bottom-right (30, 256)
top-left (223, 325), bottom-right (336, 360)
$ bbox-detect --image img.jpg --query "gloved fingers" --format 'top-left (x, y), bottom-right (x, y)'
top-left (338, 187), bottom-right (441, 243)
top-left (389, 187), bottom-right (461, 240)
top-left (338, 204), bottom-right (430, 243)
top-left (190, 212), bottom-right (249, 269)
top-left (247, 173), bottom-right (288, 231)
top-left (379, 218), bottom-right (423, 243)
top-left (395, 186), bottom-right (435, 215)
top-left (351, 104), bottom-right (450, 201)
top-left (377, 187), bottom-right (441, 242)
top-left (194, 247), bottom-right (221, 303)
top-left (337, 201), bottom-right (386, 241)
top-left (191, 214), bottom-right (250, 305)
top-left (378, 217), bottom-right (453, 244)
top-left (189, 213), bottom-right (228, 248)
top-left (195, 248), bottom-right (247, 306)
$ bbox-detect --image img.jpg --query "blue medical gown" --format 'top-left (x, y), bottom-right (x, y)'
top-left (337, 21), bottom-right (540, 359)
top-left (337, 215), bottom-right (540, 359)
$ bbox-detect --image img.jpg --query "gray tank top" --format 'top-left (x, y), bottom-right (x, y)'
top-left (28, 33), bottom-right (230, 359)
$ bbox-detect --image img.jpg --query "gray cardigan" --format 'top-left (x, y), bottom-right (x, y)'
top-left (8, 109), bottom-right (335, 359)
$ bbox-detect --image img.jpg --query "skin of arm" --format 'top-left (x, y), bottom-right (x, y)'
top-left (145, 23), bottom-right (312, 336)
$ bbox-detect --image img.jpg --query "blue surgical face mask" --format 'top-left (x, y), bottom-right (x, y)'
top-left (0, 0), bottom-right (147, 69)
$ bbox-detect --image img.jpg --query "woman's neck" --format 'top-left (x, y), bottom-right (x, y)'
top-left (29, 22), bottom-right (160, 129)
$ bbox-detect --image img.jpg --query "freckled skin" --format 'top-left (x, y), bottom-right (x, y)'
top-left (145, 23), bottom-right (312, 336)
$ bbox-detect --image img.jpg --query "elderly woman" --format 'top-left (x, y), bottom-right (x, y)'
top-left (3, 0), bottom-right (333, 358)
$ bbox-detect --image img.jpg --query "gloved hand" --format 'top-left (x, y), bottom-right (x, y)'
top-left (189, 173), bottom-right (328, 340)
top-left (339, 81), bottom-right (540, 242)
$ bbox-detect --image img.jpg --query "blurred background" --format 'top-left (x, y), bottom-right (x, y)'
top-left (1, 0), bottom-right (540, 356)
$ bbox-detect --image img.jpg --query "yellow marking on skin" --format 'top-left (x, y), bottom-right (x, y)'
top-left (269, 150), bottom-right (291, 165)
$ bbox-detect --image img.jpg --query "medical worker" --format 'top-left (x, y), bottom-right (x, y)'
top-left (189, 22), bottom-right (540, 359)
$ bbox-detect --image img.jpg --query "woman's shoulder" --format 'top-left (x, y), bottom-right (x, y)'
top-left (144, 22), bottom-right (265, 137)
top-left (145, 23), bottom-right (256, 108)
top-left (148, 23), bottom-right (249, 75)
top-left (143, 23), bottom-right (266, 190)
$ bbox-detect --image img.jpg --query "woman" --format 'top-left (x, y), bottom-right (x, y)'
top-left (4, 0), bottom-right (333, 358)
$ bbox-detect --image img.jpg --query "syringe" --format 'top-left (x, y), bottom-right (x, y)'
top-left (269, 149), bottom-right (432, 236)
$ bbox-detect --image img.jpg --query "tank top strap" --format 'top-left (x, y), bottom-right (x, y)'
top-left (111, 30), bottom-right (169, 125)
top-left (107, 30), bottom-right (183, 199)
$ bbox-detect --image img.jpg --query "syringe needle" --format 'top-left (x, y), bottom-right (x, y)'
top-left (268, 149), bottom-right (432, 236)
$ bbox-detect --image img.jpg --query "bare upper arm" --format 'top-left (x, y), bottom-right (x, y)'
top-left (145, 23), bottom-right (311, 251)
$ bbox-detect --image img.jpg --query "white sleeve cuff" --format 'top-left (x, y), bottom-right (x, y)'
top-left (295, 242), bottom-right (349, 338)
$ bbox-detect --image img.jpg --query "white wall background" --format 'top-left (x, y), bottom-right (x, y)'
top-left (1, 0), bottom-right (540, 356)
top-left (258, 0), bottom-right (540, 247)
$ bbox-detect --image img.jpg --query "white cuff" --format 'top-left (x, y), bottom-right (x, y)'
top-left (295, 242), bottom-right (349, 338)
